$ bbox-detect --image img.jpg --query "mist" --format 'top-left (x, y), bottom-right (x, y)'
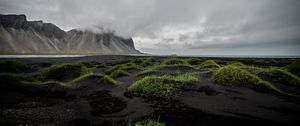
top-left (1, 0), bottom-right (300, 56)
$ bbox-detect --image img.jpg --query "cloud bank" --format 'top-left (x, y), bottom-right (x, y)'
top-left (1, 0), bottom-right (300, 56)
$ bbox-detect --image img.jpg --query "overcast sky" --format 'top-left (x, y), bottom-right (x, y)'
top-left (1, 0), bottom-right (300, 56)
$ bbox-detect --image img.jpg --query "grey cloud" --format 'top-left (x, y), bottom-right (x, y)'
top-left (0, 0), bottom-right (300, 55)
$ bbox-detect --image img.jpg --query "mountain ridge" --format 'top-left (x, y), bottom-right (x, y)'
top-left (0, 14), bottom-right (140, 54)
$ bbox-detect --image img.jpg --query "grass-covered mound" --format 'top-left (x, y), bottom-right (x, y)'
top-left (70, 73), bottom-right (116, 86)
top-left (0, 73), bottom-right (37, 89)
top-left (160, 57), bottom-right (189, 66)
top-left (127, 74), bottom-right (198, 97)
top-left (39, 63), bottom-right (92, 82)
top-left (140, 57), bottom-right (157, 67)
top-left (155, 64), bottom-right (195, 71)
top-left (198, 60), bottom-right (220, 70)
top-left (286, 60), bottom-right (300, 77)
top-left (0, 60), bottom-right (31, 73)
top-left (186, 58), bottom-right (202, 65)
top-left (128, 118), bottom-right (166, 126)
top-left (257, 69), bottom-right (300, 86)
top-left (110, 69), bottom-right (129, 78)
top-left (227, 61), bottom-right (246, 67)
top-left (212, 66), bottom-right (280, 93)
top-left (157, 57), bottom-right (195, 71)
top-left (138, 69), bottom-right (161, 77)
top-left (105, 62), bottom-right (142, 74)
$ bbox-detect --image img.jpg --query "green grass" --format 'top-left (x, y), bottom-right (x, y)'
top-left (286, 60), bottom-right (300, 77)
top-left (160, 57), bottom-right (189, 66)
top-left (0, 73), bottom-right (37, 83)
top-left (0, 60), bottom-right (31, 73)
top-left (211, 66), bottom-right (280, 93)
top-left (110, 69), bottom-right (129, 78)
top-left (156, 64), bottom-right (195, 70)
top-left (227, 61), bottom-right (246, 67)
top-left (39, 63), bottom-right (92, 82)
top-left (77, 61), bottom-right (96, 68)
top-left (127, 74), bottom-right (198, 97)
top-left (257, 68), bottom-right (300, 86)
top-left (127, 118), bottom-right (166, 126)
top-left (138, 69), bottom-right (159, 76)
top-left (186, 58), bottom-right (202, 65)
top-left (140, 57), bottom-right (157, 67)
top-left (69, 73), bottom-right (116, 86)
top-left (106, 62), bottom-right (142, 74)
top-left (198, 60), bottom-right (220, 70)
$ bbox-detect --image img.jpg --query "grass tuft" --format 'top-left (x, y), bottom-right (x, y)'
top-left (0, 60), bottom-right (31, 73)
top-left (286, 60), bottom-right (300, 77)
top-left (212, 66), bottom-right (280, 93)
top-left (69, 73), bottom-right (116, 86)
top-left (161, 57), bottom-right (189, 66)
top-left (127, 74), bottom-right (198, 97)
top-left (110, 69), bottom-right (129, 78)
top-left (186, 58), bottom-right (202, 65)
top-left (257, 68), bottom-right (300, 86)
top-left (198, 60), bottom-right (220, 70)
top-left (127, 118), bottom-right (166, 126)
top-left (105, 62), bottom-right (142, 74)
top-left (227, 61), bottom-right (246, 67)
top-left (39, 63), bottom-right (92, 82)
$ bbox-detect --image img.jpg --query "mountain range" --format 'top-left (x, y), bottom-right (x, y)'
top-left (0, 14), bottom-right (140, 54)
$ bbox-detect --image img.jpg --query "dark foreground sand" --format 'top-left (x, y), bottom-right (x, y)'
top-left (0, 55), bottom-right (299, 126)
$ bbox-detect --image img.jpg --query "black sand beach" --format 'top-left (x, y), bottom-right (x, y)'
top-left (0, 55), bottom-right (300, 126)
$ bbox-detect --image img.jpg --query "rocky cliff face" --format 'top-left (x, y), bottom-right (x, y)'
top-left (0, 14), bottom-right (140, 54)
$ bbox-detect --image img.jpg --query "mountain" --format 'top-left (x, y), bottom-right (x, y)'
top-left (0, 14), bottom-right (140, 54)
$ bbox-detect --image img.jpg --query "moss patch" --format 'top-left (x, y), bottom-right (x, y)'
top-left (227, 61), bottom-right (246, 67)
top-left (0, 73), bottom-right (37, 84)
top-left (127, 74), bottom-right (198, 97)
top-left (39, 63), bottom-right (92, 82)
top-left (128, 118), bottom-right (166, 126)
top-left (257, 69), bottom-right (300, 86)
top-left (161, 57), bottom-right (189, 66)
top-left (69, 73), bottom-right (116, 86)
top-left (0, 60), bottom-right (31, 73)
top-left (186, 58), bottom-right (202, 65)
top-left (110, 69), bottom-right (129, 78)
top-left (106, 62), bottom-right (142, 74)
top-left (198, 60), bottom-right (220, 70)
top-left (212, 66), bottom-right (280, 93)
top-left (286, 60), bottom-right (300, 77)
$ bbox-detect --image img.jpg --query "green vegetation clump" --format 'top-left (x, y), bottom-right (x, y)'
top-left (156, 64), bottom-right (195, 71)
top-left (138, 69), bottom-right (159, 76)
top-left (110, 69), bottom-right (129, 78)
top-left (227, 61), bottom-right (246, 67)
top-left (0, 73), bottom-right (37, 83)
top-left (0, 60), bottom-right (30, 73)
top-left (39, 63), bottom-right (92, 82)
top-left (238, 66), bottom-right (264, 75)
top-left (186, 58), bottom-right (202, 65)
top-left (77, 61), bottom-right (96, 68)
top-left (106, 62), bottom-right (142, 74)
top-left (198, 60), bottom-right (220, 69)
top-left (127, 74), bottom-right (198, 97)
top-left (70, 73), bottom-right (116, 86)
top-left (257, 69), bottom-right (300, 86)
top-left (286, 60), bottom-right (300, 77)
top-left (140, 57), bottom-right (157, 67)
top-left (128, 118), bottom-right (166, 126)
top-left (212, 66), bottom-right (280, 93)
top-left (161, 57), bottom-right (189, 66)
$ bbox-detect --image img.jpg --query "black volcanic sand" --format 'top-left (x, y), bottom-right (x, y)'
top-left (0, 55), bottom-right (300, 126)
